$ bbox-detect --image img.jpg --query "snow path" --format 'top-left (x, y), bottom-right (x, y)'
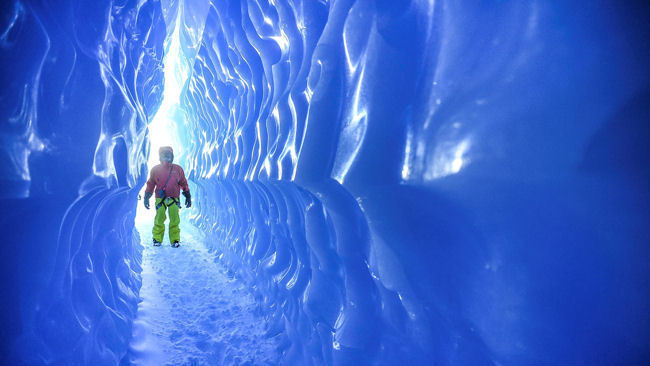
top-left (124, 220), bottom-right (280, 366)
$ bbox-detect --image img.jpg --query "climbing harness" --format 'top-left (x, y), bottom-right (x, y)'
top-left (158, 197), bottom-right (181, 209)
top-left (155, 165), bottom-right (175, 209)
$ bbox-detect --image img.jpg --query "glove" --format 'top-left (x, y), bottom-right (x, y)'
top-left (144, 191), bottom-right (152, 210)
top-left (182, 191), bottom-right (191, 208)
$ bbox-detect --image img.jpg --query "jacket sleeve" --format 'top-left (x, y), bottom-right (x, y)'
top-left (145, 166), bottom-right (156, 193)
top-left (178, 166), bottom-right (190, 192)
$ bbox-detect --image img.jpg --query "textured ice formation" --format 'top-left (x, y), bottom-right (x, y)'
top-left (181, 0), bottom-right (650, 365)
top-left (1, 0), bottom-right (165, 364)
top-left (1, 0), bottom-right (649, 365)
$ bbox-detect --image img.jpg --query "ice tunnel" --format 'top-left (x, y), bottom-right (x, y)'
top-left (1, 0), bottom-right (649, 365)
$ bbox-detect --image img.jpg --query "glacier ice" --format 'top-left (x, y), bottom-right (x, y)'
top-left (1, 0), bottom-right (165, 364)
top-left (1, 0), bottom-right (649, 365)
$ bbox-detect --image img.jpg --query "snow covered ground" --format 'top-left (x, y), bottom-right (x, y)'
top-left (122, 216), bottom-right (280, 366)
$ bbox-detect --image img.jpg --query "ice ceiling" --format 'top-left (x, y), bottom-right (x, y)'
top-left (1, 0), bottom-right (649, 365)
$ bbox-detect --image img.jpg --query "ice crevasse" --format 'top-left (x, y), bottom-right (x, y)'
top-left (0, 0), bottom-right (649, 365)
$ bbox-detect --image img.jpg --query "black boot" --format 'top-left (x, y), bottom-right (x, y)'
top-left (153, 239), bottom-right (162, 246)
top-left (171, 240), bottom-right (180, 248)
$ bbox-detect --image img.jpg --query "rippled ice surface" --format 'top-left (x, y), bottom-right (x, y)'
top-left (1, 0), bottom-right (649, 365)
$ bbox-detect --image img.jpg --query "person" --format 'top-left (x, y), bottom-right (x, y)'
top-left (143, 146), bottom-right (191, 247)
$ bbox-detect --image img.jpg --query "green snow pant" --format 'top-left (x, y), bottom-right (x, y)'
top-left (153, 197), bottom-right (180, 243)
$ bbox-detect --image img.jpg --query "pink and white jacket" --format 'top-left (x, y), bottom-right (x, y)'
top-left (145, 162), bottom-right (189, 198)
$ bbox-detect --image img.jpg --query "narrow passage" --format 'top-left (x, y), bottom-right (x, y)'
top-left (123, 221), bottom-right (280, 366)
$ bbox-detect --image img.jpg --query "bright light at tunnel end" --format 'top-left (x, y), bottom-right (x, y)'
top-left (138, 10), bottom-right (191, 222)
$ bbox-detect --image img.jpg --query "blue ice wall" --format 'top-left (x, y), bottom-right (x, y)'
top-left (0, 0), bottom-right (165, 364)
top-left (1, 0), bottom-right (649, 365)
top-left (180, 0), bottom-right (650, 365)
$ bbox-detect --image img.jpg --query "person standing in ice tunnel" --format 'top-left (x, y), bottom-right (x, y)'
top-left (143, 146), bottom-right (191, 247)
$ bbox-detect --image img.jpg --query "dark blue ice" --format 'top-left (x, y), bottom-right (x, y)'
top-left (1, 0), bottom-right (649, 365)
